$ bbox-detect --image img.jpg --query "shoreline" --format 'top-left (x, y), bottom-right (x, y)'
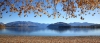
top-left (0, 35), bottom-right (100, 43)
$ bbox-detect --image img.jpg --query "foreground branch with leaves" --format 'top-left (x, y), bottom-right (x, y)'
top-left (0, 0), bottom-right (100, 20)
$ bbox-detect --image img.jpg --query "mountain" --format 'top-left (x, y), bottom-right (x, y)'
top-left (69, 22), bottom-right (94, 26)
top-left (0, 22), bottom-right (4, 25)
top-left (5, 21), bottom-right (36, 27)
top-left (90, 24), bottom-right (100, 28)
top-left (5, 21), bottom-right (49, 27)
top-left (2, 21), bottom-right (99, 28)
top-left (47, 22), bottom-right (71, 29)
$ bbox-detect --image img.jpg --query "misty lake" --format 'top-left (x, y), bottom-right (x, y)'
top-left (0, 27), bottom-right (100, 36)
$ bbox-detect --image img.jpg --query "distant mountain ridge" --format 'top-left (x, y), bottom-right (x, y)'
top-left (5, 21), bottom-right (49, 27)
top-left (0, 22), bottom-right (4, 25)
top-left (47, 22), bottom-right (100, 29)
top-left (47, 22), bottom-right (71, 28)
top-left (69, 22), bottom-right (94, 26)
top-left (0, 21), bottom-right (99, 27)
top-left (5, 21), bottom-right (36, 27)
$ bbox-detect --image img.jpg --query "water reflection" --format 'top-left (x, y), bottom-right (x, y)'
top-left (48, 27), bottom-right (100, 33)
top-left (0, 27), bottom-right (100, 36)
top-left (6, 27), bottom-right (45, 32)
top-left (6, 27), bottom-right (100, 33)
top-left (47, 28), bottom-right (70, 33)
top-left (69, 28), bottom-right (92, 32)
top-left (0, 28), bottom-right (5, 30)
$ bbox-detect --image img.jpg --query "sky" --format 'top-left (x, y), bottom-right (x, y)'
top-left (0, 0), bottom-right (100, 24)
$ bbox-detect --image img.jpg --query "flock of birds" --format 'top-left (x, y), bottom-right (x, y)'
top-left (0, 0), bottom-right (100, 20)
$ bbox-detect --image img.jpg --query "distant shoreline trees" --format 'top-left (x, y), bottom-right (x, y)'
top-left (0, 24), bottom-right (5, 29)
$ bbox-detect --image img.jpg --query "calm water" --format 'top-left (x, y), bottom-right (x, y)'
top-left (0, 27), bottom-right (100, 36)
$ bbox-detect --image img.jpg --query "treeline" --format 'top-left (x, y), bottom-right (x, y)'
top-left (58, 24), bottom-right (100, 28)
top-left (0, 24), bottom-right (5, 29)
top-left (58, 26), bottom-right (100, 28)
top-left (71, 26), bottom-right (91, 28)
top-left (71, 26), bottom-right (100, 28)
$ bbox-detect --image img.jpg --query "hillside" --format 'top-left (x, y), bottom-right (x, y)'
top-left (47, 22), bottom-right (71, 29)
top-left (69, 22), bottom-right (94, 26)
top-left (5, 21), bottom-right (49, 27)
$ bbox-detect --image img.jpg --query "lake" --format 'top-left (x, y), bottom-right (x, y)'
top-left (0, 27), bottom-right (100, 36)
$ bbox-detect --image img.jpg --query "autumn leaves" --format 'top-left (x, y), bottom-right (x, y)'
top-left (0, 0), bottom-right (100, 20)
